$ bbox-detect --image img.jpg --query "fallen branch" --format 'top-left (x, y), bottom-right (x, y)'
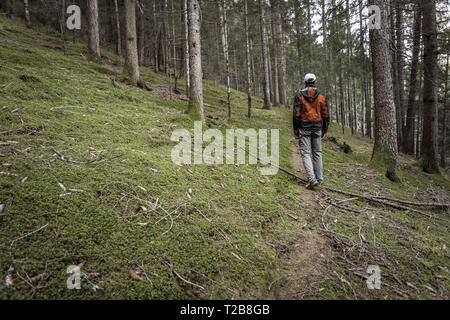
top-left (372, 195), bottom-right (449, 209)
top-left (324, 186), bottom-right (448, 222)
top-left (235, 143), bottom-right (450, 221)
top-left (165, 261), bottom-right (205, 292)
top-left (10, 223), bottom-right (49, 248)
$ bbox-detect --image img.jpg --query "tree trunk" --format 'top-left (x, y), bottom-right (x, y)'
top-left (59, 0), bottom-right (65, 37)
top-left (137, 1), bottom-right (145, 66)
top-left (87, 0), bottom-right (101, 60)
top-left (352, 79), bottom-right (357, 133)
top-left (403, 5), bottom-right (421, 154)
top-left (339, 59), bottom-right (345, 134)
top-left (183, 0), bottom-right (190, 97)
top-left (250, 39), bottom-right (256, 97)
top-left (268, 44), bottom-right (274, 103)
top-left (346, 0), bottom-right (353, 135)
top-left (171, 0), bottom-right (177, 92)
top-left (123, 0), bottom-right (141, 86)
top-left (395, 1), bottom-right (404, 148)
top-left (365, 72), bottom-right (372, 138)
top-left (321, 0), bottom-right (328, 95)
top-left (294, 0), bottom-right (303, 81)
top-left (369, 0), bottom-right (399, 181)
top-left (441, 53), bottom-right (448, 168)
top-left (306, 0), bottom-right (312, 64)
top-left (416, 63), bottom-right (424, 158)
top-left (233, 48), bottom-right (239, 91)
top-left (187, 0), bottom-right (204, 121)
top-left (23, 0), bottom-right (31, 28)
top-left (114, 0), bottom-right (122, 56)
top-left (268, 25), bottom-right (278, 104)
top-left (244, 0), bottom-right (252, 118)
top-left (271, 0), bottom-right (287, 107)
top-left (389, 1), bottom-right (400, 146)
top-left (420, 0), bottom-right (439, 173)
top-left (218, 0), bottom-right (231, 119)
top-left (258, 0), bottom-right (271, 109)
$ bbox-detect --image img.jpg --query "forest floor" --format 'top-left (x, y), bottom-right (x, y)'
top-left (0, 16), bottom-right (449, 300)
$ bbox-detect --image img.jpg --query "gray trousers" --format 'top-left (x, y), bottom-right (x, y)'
top-left (298, 129), bottom-right (323, 183)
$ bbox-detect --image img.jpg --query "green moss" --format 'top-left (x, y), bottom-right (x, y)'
top-left (0, 15), bottom-right (448, 300)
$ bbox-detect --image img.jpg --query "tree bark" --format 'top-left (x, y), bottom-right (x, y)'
top-left (171, 0), bottom-right (177, 92)
top-left (268, 24), bottom-right (277, 104)
top-left (389, 1), bottom-right (400, 146)
top-left (137, 1), bottom-right (145, 66)
top-left (183, 0), bottom-right (190, 97)
top-left (365, 72), bottom-right (372, 138)
top-left (395, 1), bottom-right (404, 148)
top-left (403, 5), bottom-right (421, 154)
top-left (294, 0), bottom-right (303, 82)
top-left (441, 53), bottom-right (448, 168)
top-left (123, 0), bottom-right (141, 86)
top-left (59, 0), bottom-right (65, 37)
top-left (321, 0), bottom-right (328, 95)
top-left (244, 0), bottom-right (252, 118)
top-left (113, 0), bottom-right (122, 56)
top-left (420, 0), bottom-right (439, 173)
top-left (259, 0), bottom-right (271, 109)
top-left (218, 0), bottom-right (231, 119)
top-left (306, 0), bottom-right (312, 64)
top-left (369, 0), bottom-right (399, 181)
top-left (346, 0), bottom-right (353, 135)
top-left (271, 0), bottom-right (287, 107)
top-left (250, 39), bottom-right (256, 96)
top-left (339, 59), bottom-right (345, 134)
top-left (23, 0), bottom-right (31, 28)
top-left (87, 0), bottom-right (101, 60)
top-left (187, 0), bottom-right (204, 121)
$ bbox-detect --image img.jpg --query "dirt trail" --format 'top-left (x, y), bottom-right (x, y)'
top-left (269, 138), bottom-right (332, 299)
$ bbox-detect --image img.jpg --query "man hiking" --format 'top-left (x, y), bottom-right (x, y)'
top-left (293, 73), bottom-right (330, 189)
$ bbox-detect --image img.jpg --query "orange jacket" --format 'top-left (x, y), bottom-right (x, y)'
top-left (293, 86), bottom-right (329, 132)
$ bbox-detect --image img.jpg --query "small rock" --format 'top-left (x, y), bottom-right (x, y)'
top-left (0, 204), bottom-right (5, 213)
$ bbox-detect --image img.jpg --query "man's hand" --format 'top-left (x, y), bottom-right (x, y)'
top-left (321, 128), bottom-right (327, 138)
top-left (294, 129), bottom-right (299, 139)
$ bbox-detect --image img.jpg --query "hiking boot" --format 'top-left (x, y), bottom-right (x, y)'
top-left (306, 180), bottom-right (319, 190)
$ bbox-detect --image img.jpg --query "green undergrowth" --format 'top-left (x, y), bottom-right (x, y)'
top-left (0, 16), bottom-right (300, 299)
top-left (313, 124), bottom-right (450, 299)
top-left (0, 16), bottom-right (448, 300)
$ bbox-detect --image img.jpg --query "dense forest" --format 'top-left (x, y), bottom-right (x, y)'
top-left (1, 0), bottom-right (448, 176)
top-left (0, 0), bottom-right (449, 301)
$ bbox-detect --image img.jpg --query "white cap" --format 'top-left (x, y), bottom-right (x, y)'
top-left (304, 73), bottom-right (316, 83)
